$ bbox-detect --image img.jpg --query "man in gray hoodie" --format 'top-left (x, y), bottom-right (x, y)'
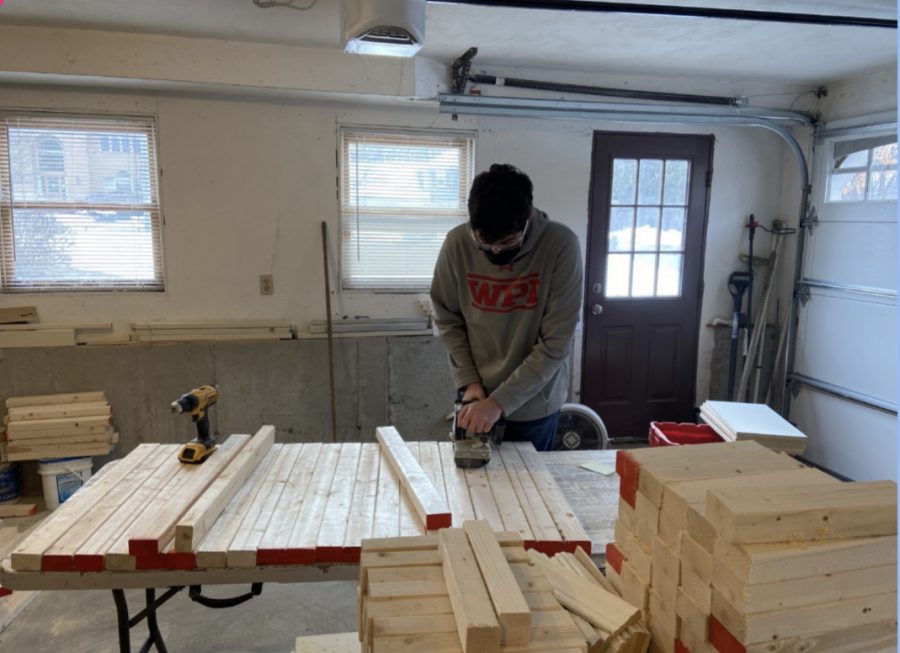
top-left (430, 164), bottom-right (584, 451)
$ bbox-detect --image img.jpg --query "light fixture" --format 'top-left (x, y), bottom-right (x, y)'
top-left (341, 0), bottom-right (426, 57)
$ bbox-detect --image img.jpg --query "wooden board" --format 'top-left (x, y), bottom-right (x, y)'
top-left (0, 306), bottom-right (38, 324)
top-left (342, 443), bottom-right (381, 550)
top-left (706, 480), bottom-right (898, 544)
top-left (439, 527), bottom-right (501, 653)
top-left (317, 442), bottom-right (363, 561)
top-left (8, 401), bottom-right (110, 421)
top-left (175, 425), bottom-right (274, 552)
top-left (464, 520), bottom-right (531, 645)
top-left (438, 442), bottom-right (476, 525)
top-left (376, 427), bottom-right (451, 530)
top-left (0, 329), bottom-right (75, 348)
top-left (0, 503), bottom-right (37, 518)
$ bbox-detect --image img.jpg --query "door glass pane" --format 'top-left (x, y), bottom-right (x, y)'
top-left (657, 253), bottom-right (682, 296)
top-left (634, 207), bottom-right (659, 251)
top-left (660, 208), bottom-right (685, 251)
top-left (637, 160), bottom-right (663, 205)
top-left (663, 160), bottom-right (689, 205)
top-left (609, 207), bottom-right (634, 251)
top-left (868, 169), bottom-right (898, 200)
top-left (611, 159), bottom-right (637, 205)
top-left (606, 253), bottom-right (631, 297)
top-left (632, 253), bottom-right (656, 297)
top-left (829, 172), bottom-right (867, 201)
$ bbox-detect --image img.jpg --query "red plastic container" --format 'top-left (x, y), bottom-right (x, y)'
top-left (648, 421), bottom-right (724, 447)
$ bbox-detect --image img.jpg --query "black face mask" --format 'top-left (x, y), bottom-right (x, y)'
top-left (483, 248), bottom-right (521, 266)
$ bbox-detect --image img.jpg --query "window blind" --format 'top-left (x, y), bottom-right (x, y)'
top-left (0, 114), bottom-right (164, 291)
top-left (339, 128), bottom-right (475, 290)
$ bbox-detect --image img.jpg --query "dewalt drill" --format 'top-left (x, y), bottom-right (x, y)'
top-left (172, 384), bottom-right (219, 464)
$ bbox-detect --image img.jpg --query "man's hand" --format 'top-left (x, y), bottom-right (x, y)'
top-left (462, 382), bottom-right (486, 402)
top-left (459, 396), bottom-right (502, 434)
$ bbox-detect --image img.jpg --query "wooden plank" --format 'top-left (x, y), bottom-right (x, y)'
top-left (439, 527), bottom-right (501, 653)
top-left (372, 444), bottom-right (402, 539)
top-left (713, 560), bottom-right (897, 615)
top-left (174, 425), bottom-right (274, 552)
top-left (515, 442), bottom-right (591, 551)
top-left (6, 425), bottom-right (108, 441)
top-left (8, 401), bottom-right (110, 421)
top-left (465, 462), bottom-right (505, 532)
top-left (0, 306), bottom-right (37, 324)
top-left (6, 443), bottom-right (113, 462)
top-left (438, 441), bottom-right (476, 525)
top-left (736, 621), bottom-right (897, 653)
top-left (227, 444), bottom-right (303, 567)
top-left (0, 329), bottom-right (74, 348)
top-left (650, 536), bottom-right (680, 605)
top-left (285, 443), bottom-right (342, 558)
top-left (194, 446), bottom-right (280, 568)
top-left (6, 432), bottom-right (111, 447)
top-left (484, 452), bottom-right (533, 541)
top-left (495, 444), bottom-right (559, 543)
top-left (9, 444), bottom-right (159, 571)
top-left (376, 427), bottom-right (451, 530)
top-left (573, 546), bottom-right (618, 595)
top-left (464, 520), bottom-right (531, 645)
top-left (706, 480), bottom-right (898, 543)
top-left (6, 414), bottom-right (110, 433)
top-left (317, 442), bottom-right (363, 561)
top-left (676, 587), bottom-right (709, 645)
top-left (102, 449), bottom-right (199, 571)
top-left (6, 390), bottom-right (105, 408)
top-left (711, 587), bottom-right (897, 645)
top-left (343, 443), bottom-right (380, 550)
top-left (529, 550), bottom-right (640, 637)
top-left (43, 448), bottom-right (177, 571)
top-left (0, 503), bottom-right (37, 518)
top-left (713, 534), bottom-right (897, 585)
top-left (256, 443), bottom-right (324, 564)
top-left (127, 434), bottom-right (251, 556)
top-left (417, 441), bottom-right (448, 505)
top-left (294, 632), bottom-right (360, 653)
top-left (400, 442), bottom-right (426, 537)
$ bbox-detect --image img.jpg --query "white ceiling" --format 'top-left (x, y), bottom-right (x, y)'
top-left (0, 0), bottom-right (895, 84)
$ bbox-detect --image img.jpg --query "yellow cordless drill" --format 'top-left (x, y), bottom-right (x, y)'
top-left (172, 384), bottom-right (219, 464)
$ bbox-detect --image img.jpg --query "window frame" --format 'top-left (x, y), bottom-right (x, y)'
top-left (824, 133), bottom-right (898, 205)
top-left (337, 125), bottom-right (476, 293)
top-left (0, 111), bottom-right (166, 293)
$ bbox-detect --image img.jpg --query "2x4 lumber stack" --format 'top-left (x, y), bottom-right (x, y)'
top-left (127, 434), bottom-right (252, 557)
top-left (175, 424), bottom-right (275, 552)
top-left (376, 426), bottom-right (451, 530)
top-left (464, 520), bottom-right (532, 645)
top-left (440, 527), bottom-right (503, 653)
top-left (3, 391), bottom-right (115, 461)
top-left (9, 444), bottom-right (158, 571)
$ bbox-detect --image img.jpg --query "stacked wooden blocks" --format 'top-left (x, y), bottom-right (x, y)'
top-left (608, 440), bottom-right (898, 653)
top-left (2, 391), bottom-right (117, 462)
top-left (358, 521), bottom-right (646, 653)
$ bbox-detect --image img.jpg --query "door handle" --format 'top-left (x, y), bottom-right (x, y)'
top-left (591, 304), bottom-right (603, 316)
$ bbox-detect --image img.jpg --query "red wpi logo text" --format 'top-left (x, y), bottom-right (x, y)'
top-left (467, 273), bottom-right (540, 313)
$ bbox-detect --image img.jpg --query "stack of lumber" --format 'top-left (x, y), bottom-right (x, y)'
top-left (698, 401), bottom-right (806, 454)
top-left (0, 306), bottom-right (117, 347)
top-left (131, 321), bottom-right (293, 342)
top-left (7, 427), bottom-right (589, 573)
top-left (609, 440), bottom-right (898, 653)
top-left (358, 520), bottom-right (647, 653)
top-left (3, 392), bottom-right (117, 461)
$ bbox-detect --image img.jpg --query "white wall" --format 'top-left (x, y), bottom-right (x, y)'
top-left (0, 83), bottom-right (786, 405)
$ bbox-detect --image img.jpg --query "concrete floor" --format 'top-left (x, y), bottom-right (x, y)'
top-left (0, 580), bottom-right (357, 652)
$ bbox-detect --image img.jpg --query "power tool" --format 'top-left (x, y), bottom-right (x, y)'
top-left (172, 384), bottom-right (219, 464)
top-left (450, 398), bottom-right (505, 469)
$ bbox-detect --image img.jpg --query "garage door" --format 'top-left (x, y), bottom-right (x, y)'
top-left (789, 122), bottom-right (897, 481)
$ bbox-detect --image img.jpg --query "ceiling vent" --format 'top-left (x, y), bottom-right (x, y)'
top-left (342, 0), bottom-right (426, 57)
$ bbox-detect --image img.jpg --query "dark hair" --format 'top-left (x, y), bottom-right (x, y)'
top-left (468, 164), bottom-right (534, 243)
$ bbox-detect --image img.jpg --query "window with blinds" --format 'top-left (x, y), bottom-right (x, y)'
top-left (0, 114), bottom-right (164, 291)
top-left (339, 128), bottom-right (475, 290)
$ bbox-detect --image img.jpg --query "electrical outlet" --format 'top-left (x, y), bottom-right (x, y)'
top-left (259, 274), bottom-right (274, 295)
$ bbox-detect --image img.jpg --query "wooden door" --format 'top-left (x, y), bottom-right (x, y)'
top-left (582, 132), bottom-right (713, 439)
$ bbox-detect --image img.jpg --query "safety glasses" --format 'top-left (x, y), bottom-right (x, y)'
top-left (468, 218), bottom-right (530, 253)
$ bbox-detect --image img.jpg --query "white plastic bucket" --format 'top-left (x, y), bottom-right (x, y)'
top-left (37, 457), bottom-right (93, 510)
top-left (0, 462), bottom-right (22, 504)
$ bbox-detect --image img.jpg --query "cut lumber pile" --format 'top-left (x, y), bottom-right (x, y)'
top-left (131, 320), bottom-right (293, 342)
top-left (699, 401), bottom-right (806, 454)
top-left (2, 391), bottom-right (117, 461)
top-left (610, 440), bottom-right (898, 653)
top-left (8, 430), bottom-right (589, 573)
top-left (358, 521), bottom-right (641, 653)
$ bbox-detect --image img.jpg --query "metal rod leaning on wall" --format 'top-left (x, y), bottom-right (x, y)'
top-left (321, 221), bottom-right (338, 443)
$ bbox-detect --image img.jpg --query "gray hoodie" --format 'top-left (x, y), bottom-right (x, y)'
top-left (430, 210), bottom-right (583, 421)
